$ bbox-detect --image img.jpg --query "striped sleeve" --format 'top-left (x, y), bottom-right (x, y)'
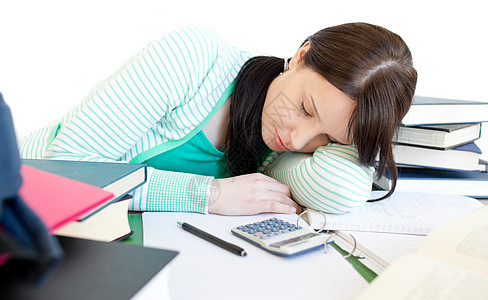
top-left (262, 144), bottom-right (374, 214)
top-left (19, 27), bottom-right (241, 214)
top-left (19, 122), bottom-right (60, 159)
top-left (44, 28), bottom-right (218, 161)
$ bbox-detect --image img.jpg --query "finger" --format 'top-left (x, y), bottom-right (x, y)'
top-left (261, 191), bottom-right (296, 206)
top-left (251, 192), bottom-right (302, 214)
top-left (257, 183), bottom-right (291, 198)
top-left (247, 172), bottom-right (282, 184)
top-left (251, 185), bottom-right (294, 204)
top-left (244, 173), bottom-right (291, 195)
top-left (270, 193), bottom-right (302, 214)
top-left (241, 173), bottom-right (279, 183)
top-left (251, 199), bottom-right (298, 214)
top-left (276, 197), bottom-right (302, 214)
top-left (252, 175), bottom-right (291, 196)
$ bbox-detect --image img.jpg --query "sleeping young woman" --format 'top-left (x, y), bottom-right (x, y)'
top-left (19, 22), bottom-right (417, 215)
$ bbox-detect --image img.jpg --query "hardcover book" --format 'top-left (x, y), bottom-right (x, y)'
top-left (391, 142), bottom-right (482, 171)
top-left (54, 199), bottom-right (133, 242)
top-left (394, 167), bottom-right (488, 198)
top-left (18, 165), bottom-right (114, 232)
top-left (21, 159), bottom-right (146, 218)
top-left (396, 123), bottom-right (481, 149)
top-left (402, 95), bottom-right (488, 126)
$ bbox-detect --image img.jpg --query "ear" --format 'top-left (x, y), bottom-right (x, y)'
top-left (288, 41), bottom-right (310, 70)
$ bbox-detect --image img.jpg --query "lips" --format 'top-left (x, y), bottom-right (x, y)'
top-left (274, 128), bottom-right (290, 151)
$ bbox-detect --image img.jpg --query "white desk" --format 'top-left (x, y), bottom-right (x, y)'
top-left (142, 212), bottom-right (369, 300)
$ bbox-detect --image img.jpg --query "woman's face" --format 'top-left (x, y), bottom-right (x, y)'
top-left (261, 43), bottom-right (356, 153)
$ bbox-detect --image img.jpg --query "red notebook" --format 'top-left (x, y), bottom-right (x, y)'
top-left (18, 165), bottom-right (114, 233)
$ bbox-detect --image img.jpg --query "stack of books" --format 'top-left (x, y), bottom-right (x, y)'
top-left (375, 95), bottom-right (488, 197)
top-left (19, 159), bottom-right (146, 242)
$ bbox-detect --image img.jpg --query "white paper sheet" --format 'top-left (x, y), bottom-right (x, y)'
top-left (307, 191), bottom-right (484, 234)
top-left (143, 212), bottom-right (369, 300)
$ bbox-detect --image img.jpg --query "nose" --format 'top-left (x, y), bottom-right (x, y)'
top-left (289, 127), bottom-right (324, 152)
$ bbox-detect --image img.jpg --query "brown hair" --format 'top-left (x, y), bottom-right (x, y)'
top-left (228, 22), bottom-right (417, 199)
top-left (302, 22), bottom-right (417, 199)
top-left (227, 56), bottom-right (283, 176)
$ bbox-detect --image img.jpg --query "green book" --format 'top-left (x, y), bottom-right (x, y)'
top-left (21, 159), bottom-right (146, 219)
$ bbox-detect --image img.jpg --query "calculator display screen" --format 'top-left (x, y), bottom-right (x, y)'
top-left (270, 233), bottom-right (322, 248)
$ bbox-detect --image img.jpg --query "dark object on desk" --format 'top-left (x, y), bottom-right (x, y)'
top-left (178, 222), bottom-right (247, 256)
top-left (21, 159), bottom-right (147, 219)
top-left (0, 92), bottom-right (63, 284)
top-left (394, 167), bottom-right (488, 198)
top-left (4, 236), bottom-right (179, 300)
top-left (401, 95), bottom-right (488, 125)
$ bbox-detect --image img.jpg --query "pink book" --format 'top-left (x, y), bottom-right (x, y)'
top-left (0, 253), bottom-right (10, 266)
top-left (18, 165), bottom-right (114, 233)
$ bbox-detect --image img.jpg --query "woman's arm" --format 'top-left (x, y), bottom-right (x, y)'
top-left (19, 27), bottom-right (243, 214)
top-left (261, 143), bottom-right (374, 213)
top-left (19, 28), bottom-right (301, 216)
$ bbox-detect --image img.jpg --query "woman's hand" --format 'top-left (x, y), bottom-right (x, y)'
top-left (208, 173), bottom-right (302, 215)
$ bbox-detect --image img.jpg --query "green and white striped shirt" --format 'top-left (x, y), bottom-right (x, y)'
top-left (261, 146), bottom-right (374, 213)
top-left (19, 27), bottom-right (373, 214)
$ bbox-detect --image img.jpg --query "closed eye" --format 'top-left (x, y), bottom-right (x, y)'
top-left (299, 102), bottom-right (312, 118)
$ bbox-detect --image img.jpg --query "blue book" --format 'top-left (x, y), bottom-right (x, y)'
top-left (395, 167), bottom-right (488, 198)
top-left (21, 159), bottom-right (146, 219)
top-left (402, 95), bottom-right (488, 125)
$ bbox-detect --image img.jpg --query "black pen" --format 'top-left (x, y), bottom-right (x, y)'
top-left (177, 222), bottom-right (247, 256)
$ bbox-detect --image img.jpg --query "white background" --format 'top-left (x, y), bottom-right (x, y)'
top-left (1, 0), bottom-right (487, 155)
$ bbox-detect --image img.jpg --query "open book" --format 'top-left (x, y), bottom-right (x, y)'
top-left (356, 205), bottom-right (488, 299)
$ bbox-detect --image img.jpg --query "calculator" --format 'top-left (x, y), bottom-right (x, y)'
top-left (231, 217), bottom-right (329, 256)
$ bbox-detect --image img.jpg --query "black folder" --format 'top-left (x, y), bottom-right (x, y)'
top-left (4, 236), bottom-right (178, 300)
